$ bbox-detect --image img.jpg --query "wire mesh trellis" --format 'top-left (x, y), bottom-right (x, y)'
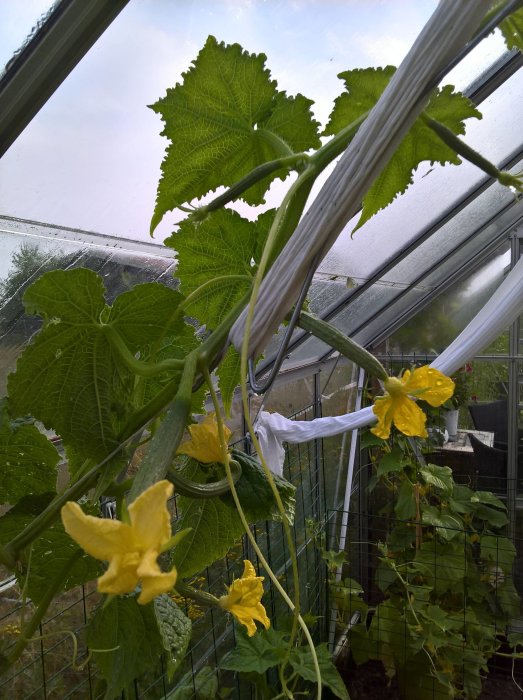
top-left (0, 402), bottom-right (329, 699)
top-left (327, 504), bottom-right (523, 700)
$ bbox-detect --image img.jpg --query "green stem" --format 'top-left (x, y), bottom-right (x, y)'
top-left (180, 275), bottom-right (252, 314)
top-left (5, 550), bottom-right (82, 669)
top-left (127, 352), bottom-right (197, 502)
top-left (105, 275), bottom-right (251, 383)
top-left (118, 373), bottom-right (183, 442)
top-left (175, 580), bottom-right (220, 607)
top-left (266, 174), bottom-right (316, 269)
top-left (390, 562), bottom-right (439, 675)
top-left (255, 128), bottom-right (295, 158)
top-left (102, 325), bottom-right (185, 377)
top-left (0, 544), bottom-right (15, 569)
top-left (475, 0), bottom-right (523, 37)
top-left (235, 150), bottom-right (323, 697)
top-left (100, 478), bottom-right (133, 499)
top-left (258, 164), bottom-right (317, 277)
top-left (103, 325), bottom-right (185, 377)
top-left (190, 154), bottom-right (308, 221)
top-left (310, 113), bottom-right (368, 171)
top-left (255, 129), bottom-right (295, 159)
top-left (422, 113), bottom-right (523, 191)
top-left (5, 453), bottom-right (120, 562)
top-left (195, 290), bottom-right (253, 370)
top-left (204, 368), bottom-right (322, 699)
top-left (495, 651), bottom-right (523, 659)
top-left (298, 311), bottom-right (389, 380)
top-left (260, 115), bottom-right (368, 273)
top-left (278, 664), bottom-right (293, 700)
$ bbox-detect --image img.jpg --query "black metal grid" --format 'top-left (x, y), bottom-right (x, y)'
top-left (0, 403), bottom-right (328, 699)
top-left (327, 507), bottom-right (523, 700)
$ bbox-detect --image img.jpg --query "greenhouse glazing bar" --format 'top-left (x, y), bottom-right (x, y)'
top-left (356, 204), bottom-right (523, 351)
top-left (317, 148), bottom-right (523, 353)
top-left (465, 49), bottom-right (522, 103)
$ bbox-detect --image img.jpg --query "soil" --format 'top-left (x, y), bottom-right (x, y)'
top-left (339, 658), bottom-right (523, 700)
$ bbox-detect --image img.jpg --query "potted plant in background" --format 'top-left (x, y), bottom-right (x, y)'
top-left (444, 363), bottom-right (473, 441)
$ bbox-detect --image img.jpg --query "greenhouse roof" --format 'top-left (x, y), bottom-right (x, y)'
top-left (0, 0), bottom-right (522, 375)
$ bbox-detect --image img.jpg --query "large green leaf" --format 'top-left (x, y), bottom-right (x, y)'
top-left (87, 597), bottom-right (164, 700)
top-left (154, 594), bottom-right (192, 681)
top-left (0, 493), bottom-right (102, 603)
top-left (0, 418), bottom-right (59, 504)
top-left (289, 643), bottom-right (350, 700)
top-left (497, 579), bottom-right (521, 618)
top-left (421, 505), bottom-right (463, 541)
top-left (415, 542), bottom-right (466, 594)
top-left (498, 5), bottom-right (523, 51)
top-left (471, 490), bottom-right (506, 510)
top-left (167, 210), bottom-right (256, 328)
top-left (324, 66), bottom-right (396, 137)
top-left (480, 534), bottom-right (516, 574)
top-left (169, 667), bottom-right (222, 700)
top-left (8, 271), bottom-right (187, 459)
top-left (419, 463), bottom-right (454, 495)
top-left (473, 503), bottom-right (508, 528)
top-left (109, 282), bottom-right (186, 350)
top-left (220, 627), bottom-right (286, 674)
top-left (171, 457), bottom-right (295, 578)
top-left (9, 269), bottom-right (128, 459)
top-left (376, 445), bottom-right (407, 477)
top-left (394, 479), bottom-right (416, 520)
top-left (151, 35), bottom-right (320, 232)
top-left (324, 67), bottom-right (481, 229)
top-left (166, 208), bottom-right (274, 329)
top-left (172, 490), bottom-right (244, 579)
top-left (224, 450), bottom-right (296, 524)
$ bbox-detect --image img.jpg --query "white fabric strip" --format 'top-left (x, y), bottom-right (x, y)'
top-left (255, 255), bottom-right (523, 473)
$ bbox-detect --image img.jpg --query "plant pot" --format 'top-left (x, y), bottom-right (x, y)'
top-left (444, 409), bottom-right (459, 442)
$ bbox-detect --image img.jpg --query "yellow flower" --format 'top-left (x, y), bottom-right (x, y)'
top-left (218, 560), bottom-right (270, 637)
top-left (371, 365), bottom-right (454, 440)
top-left (177, 412), bottom-right (231, 464)
top-left (61, 480), bottom-right (177, 605)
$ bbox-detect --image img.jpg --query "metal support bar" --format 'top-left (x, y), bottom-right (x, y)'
top-left (327, 367), bottom-right (365, 651)
top-left (507, 233), bottom-right (521, 539)
top-left (0, 0), bottom-right (130, 156)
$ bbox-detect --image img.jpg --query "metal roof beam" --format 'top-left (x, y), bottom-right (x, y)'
top-left (0, 0), bottom-right (130, 157)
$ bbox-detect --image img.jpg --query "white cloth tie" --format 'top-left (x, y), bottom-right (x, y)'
top-left (255, 255), bottom-right (523, 474)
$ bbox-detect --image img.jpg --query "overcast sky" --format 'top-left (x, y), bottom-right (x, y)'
top-left (0, 0), bottom-right (506, 248)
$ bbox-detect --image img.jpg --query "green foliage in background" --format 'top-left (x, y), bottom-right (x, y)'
top-left (337, 433), bottom-right (523, 700)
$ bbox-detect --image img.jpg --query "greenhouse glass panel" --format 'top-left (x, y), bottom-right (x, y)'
top-left (0, 216), bottom-right (175, 395)
top-left (0, 1), bottom-right (511, 247)
top-left (317, 64), bottom-right (523, 290)
top-left (387, 242), bottom-right (512, 355)
top-left (261, 62), bottom-right (522, 370)
top-left (0, 0), bottom-right (441, 243)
